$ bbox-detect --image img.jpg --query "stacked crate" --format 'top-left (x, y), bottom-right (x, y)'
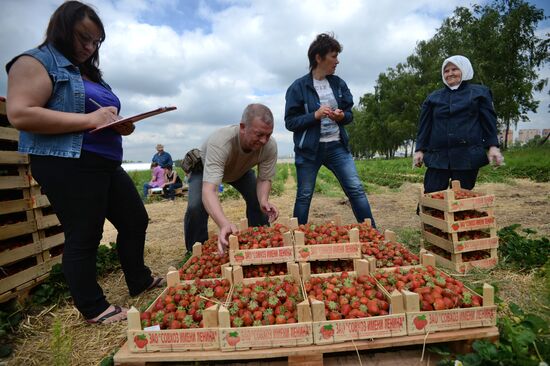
top-left (419, 180), bottom-right (498, 273)
top-left (0, 97), bottom-right (64, 302)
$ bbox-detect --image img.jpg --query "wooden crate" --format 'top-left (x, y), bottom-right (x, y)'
top-left (293, 226), bottom-right (362, 262)
top-left (360, 230), bottom-right (421, 269)
top-left (303, 259), bottom-right (407, 345)
top-left (420, 207), bottom-right (496, 233)
top-left (126, 267), bottom-right (233, 352)
top-left (218, 264), bottom-right (313, 351)
top-left (419, 180), bottom-right (495, 212)
top-left (422, 225), bottom-right (499, 254)
top-left (114, 326), bottom-right (499, 365)
top-left (179, 241), bottom-right (230, 281)
top-left (422, 243), bottom-right (498, 273)
top-left (370, 253), bottom-right (497, 335)
top-left (228, 218), bottom-right (295, 266)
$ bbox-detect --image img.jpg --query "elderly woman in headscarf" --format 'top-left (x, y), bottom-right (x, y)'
top-left (413, 55), bottom-right (504, 193)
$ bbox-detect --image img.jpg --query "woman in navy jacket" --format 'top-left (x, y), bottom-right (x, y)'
top-left (413, 55), bottom-right (504, 193)
top-left (285, 33), bottom-right (376, 226)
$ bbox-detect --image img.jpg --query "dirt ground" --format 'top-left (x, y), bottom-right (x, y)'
top-left (6, 178), bottom-right (550, 365)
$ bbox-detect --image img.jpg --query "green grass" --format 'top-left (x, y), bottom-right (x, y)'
top-left (354, 144), bottom-right (550, 189)
top-left (127, 144), bottom-right (549, 199)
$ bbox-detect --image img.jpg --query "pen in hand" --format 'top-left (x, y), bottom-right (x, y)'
top-left (89, 98), bottom-right (102, 109)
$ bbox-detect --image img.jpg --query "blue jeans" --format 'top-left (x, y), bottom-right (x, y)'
top-left (183, 169), bottom-right (268, 251)
top-left (163, 182), bottom-right (183, 200)
top-left (142, 183), bottom-right (158, 198)
top-left (294, 141), bottom-right (376, 227)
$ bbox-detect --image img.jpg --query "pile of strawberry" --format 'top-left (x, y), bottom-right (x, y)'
top-left (298, 222), bottom-right (350, 244)
top-left (140, 278), bottom-right (231, 329)
top-left (345, 222), bottom-right (385, 244)
top-left (430, 190), bottom-right (479, 199)
top-left (242, 263), bottom-right (288, 278)
top-left (310, 259), bottom-right (355, 274)
top-left (373, 265), bottom-right (482, 311)
top-left (424, 208), bottom-right (488, 221)
top-left (179, 237), bottom-right (229, 280)
top-left (424, 243), bottom-right (491, 262)
top-left (362, 241), bottom-right (420, 267)
top-left (236, 223), bottom-right (289, 249)
top-left (304, 272), bottom-right (390, 319)
top-left (425, 224), bottom-right (491, 242)
top-left (228, 276), bottom-right (304, 327)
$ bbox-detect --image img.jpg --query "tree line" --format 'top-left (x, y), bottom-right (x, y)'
top-left (348, 0), bottom-right (549, 158)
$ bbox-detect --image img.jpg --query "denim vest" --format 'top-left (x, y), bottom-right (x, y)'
top-left (7, 44), bottom-right (93, 158)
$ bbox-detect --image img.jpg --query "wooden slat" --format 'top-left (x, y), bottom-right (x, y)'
top-left (0, 176), bottom-right (30, 190)
top-left (113, 326), bottom-right (498, 364)
top-left (0, 261), bottom-right (48, 294)
top-left (0, 99), bottom-right (6, 116)
top-left (41, 232), bottom-right (64, 250)
top-left (0, 221), bottom-right (37, 241)
top-left (0, 242), bottom-right (42, 267)
top-left (0, 151), bottom-right (29, 164)
top-left (0, 198), bottom-right (31, 215)
top-left (0, 126), bottom-right (19, 142)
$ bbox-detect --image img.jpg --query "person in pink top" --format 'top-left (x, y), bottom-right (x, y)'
top-left (143, 162), bottom-right (165, 199)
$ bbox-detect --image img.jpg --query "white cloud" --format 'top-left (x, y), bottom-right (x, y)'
top-left (1, 0), bottom-right (548, 161)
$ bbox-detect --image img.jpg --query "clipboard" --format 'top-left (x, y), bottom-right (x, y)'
top-left (90, 106), bottom-right (177, 133)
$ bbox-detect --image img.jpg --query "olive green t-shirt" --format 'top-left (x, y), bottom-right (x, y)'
top-left (200, 125), bottom-right (277, 185)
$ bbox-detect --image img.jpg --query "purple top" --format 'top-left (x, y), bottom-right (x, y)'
top-left (82, 80), bottom-right (123, 161)
top-left (150, 166), bottom-right (166, 187)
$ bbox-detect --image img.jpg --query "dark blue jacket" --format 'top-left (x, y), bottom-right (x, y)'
top-left (415, 82), bottom-right (498, 170)
top-left (284, 73), bottom-right (354, 161)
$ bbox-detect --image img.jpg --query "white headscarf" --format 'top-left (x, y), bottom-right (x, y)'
top-left (441, 55), bottom-right (474, 90)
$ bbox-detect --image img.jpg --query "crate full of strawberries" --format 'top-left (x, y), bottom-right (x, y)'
top-left (126, 267), bottom-right (232, 352)
top-left (218, 264), bottom-right (313, 351)
top-left (371, 253), bottom-right (497, 335)
top-left (304, 259), bottom-right (407, 345)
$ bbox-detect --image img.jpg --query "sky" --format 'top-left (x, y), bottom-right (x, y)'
top-left (1, 0), bottom-right (548, 162)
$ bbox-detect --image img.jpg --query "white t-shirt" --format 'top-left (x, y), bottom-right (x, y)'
top-left (313, 78), bottom-right (340, 142)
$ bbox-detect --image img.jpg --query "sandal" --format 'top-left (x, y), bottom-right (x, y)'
top-left (86, 305), bottom-right (126, 324)
top-left (131, 276), bottom-right (165, 297)
top-left (146, 276), bottom-right (165, 291)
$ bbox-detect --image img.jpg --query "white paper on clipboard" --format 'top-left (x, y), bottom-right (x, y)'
top-left (90, 106), bottom-right (177, 133)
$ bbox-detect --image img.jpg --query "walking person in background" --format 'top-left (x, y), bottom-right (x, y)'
top-left (142, 162), bottom-right (165, 200)
top-left (5, 1), bottom-right (163, 325)
top-left (284, 33), bottom-right (376, 227)
top-left (413, 55), bottom-right (504, 193)
top-left (152, 143), bottom-right (172, 168)
top-left (162, 164), bottom-right (183, 201)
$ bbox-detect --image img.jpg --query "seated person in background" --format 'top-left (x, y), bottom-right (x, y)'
top-left (142, 162), bottom-right (165, 199)
top-left (162, 165), bottom-right (183, 200)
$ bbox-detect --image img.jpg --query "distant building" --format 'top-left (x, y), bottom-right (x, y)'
top-left (498, 129), bottom-right (514, 145)
top-left (543, 129), bottom-right (550, 138)
top-left (517, 129), bottom-right (541, 143)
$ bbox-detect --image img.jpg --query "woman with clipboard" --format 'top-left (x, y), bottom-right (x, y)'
top-left (6, 1), bottom-right (164, 325)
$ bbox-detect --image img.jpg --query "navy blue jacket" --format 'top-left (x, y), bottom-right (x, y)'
top-left (415, 82), bottom-right (498, 170)
top-left (284, 73), bottom-right (354, 161)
